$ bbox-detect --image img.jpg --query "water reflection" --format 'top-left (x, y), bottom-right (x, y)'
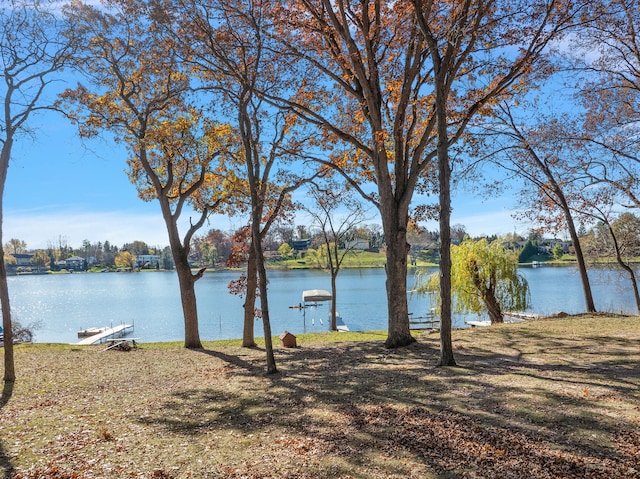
top-left (5, 265), bottom-right (637, 344)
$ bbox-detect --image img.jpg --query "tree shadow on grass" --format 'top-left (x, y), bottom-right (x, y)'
top-left (134, 336), bottom-right (640, 478)
top-left (0, 381), bottom-right (14, 478)
top-left (196, 346), bottom-right (270, 377)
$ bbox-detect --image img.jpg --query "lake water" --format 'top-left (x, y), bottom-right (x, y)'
top-left (6, 265), bottom-right (639, 344)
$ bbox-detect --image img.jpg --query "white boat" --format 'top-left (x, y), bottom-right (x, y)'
top-left (465, 320), bottom-right (491, 328)
top-left (465, 315), bottom-right (528, 328)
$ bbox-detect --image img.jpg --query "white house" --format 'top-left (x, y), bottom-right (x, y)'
top-left (344, 238), bottom-right (370, 250)
top-left (136, 254), bottom-right (160, 267)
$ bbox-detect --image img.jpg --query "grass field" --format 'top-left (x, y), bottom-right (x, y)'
top-left (1, 314), bottom-right (639, 478)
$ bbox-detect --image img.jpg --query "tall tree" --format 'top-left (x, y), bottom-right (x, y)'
top-left (171, 0), bottom-right (321, 372)
top-left (305, 183), bottom-right (369, 331)
top-left (413, 0), bottom-right (589, 363)
top-left (266, 0), bottom-right (435, 351)
top-left (416, 238), bottom-right (530, 324)
top-left (4, 239), bottom-right (26, 255)
top-left (114, 251), bottom-right (136, 269)
top-left (478, 102), bottom-right (597, 313)
top-left (266, 0), bottom-right (586, 365)
top-left (0, 0), bottom-right (74, 382)
top-left (61, 0), bottom-right (234, 349)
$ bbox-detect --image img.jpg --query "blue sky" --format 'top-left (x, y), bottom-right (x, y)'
top-left (5, 114), bottom-right (524, 251)
top-left (4, 107), bottom-right (525, 251)
top-left (4, 108), bottom-right (238, 250)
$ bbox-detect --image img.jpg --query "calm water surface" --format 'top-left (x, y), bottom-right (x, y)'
top-left (6, 265), bottom-right (638, 344)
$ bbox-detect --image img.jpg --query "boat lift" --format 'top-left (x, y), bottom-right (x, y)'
top-left (301, 289), bottom-right (349, 331)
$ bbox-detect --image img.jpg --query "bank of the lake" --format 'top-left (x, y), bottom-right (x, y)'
top-left (6, 263), bottom-right (640, 345)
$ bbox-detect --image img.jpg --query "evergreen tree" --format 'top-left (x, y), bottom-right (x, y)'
top-left (518, 240), bottom-right (538, 263)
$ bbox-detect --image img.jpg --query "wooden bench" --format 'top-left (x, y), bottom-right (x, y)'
top-left (409, 314), bottom-right (440, 331)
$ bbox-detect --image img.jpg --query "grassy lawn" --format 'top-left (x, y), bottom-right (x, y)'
top-left (269, 250), bottom-right (388, 269)
top-left (268, 250), bottom-right (437, 269)
top-left (1, 315), bottom-right (639, 478)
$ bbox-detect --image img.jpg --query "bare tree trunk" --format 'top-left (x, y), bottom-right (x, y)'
top-left (242, 242), bottom-right (257, 347)
top-left (484, 290), bottom-right (504, 324)
top-left (526, 147), bottom-right (596, 313)
top-left (607, 222), bottom-right (640, 314)
top-left (330, 272), bottom-right (337, 331)
top-left (161, 200), bottom-right (203, 349)
top-left (1, 246), bottom-right (14, 383)
top-left (175, 261), bottom-right (203, 349)
top-left (615, 258), bottom-right (640, 314)
top-left (437, 165), bottom-right (456, 366)
top-left (383, 226), bottom-right (415, 348)
top-left (436, 90), bottom-right (456, 367)
top-left (561, 201), bottom-right (596, 313)
top-left (0, 144), bottom-right (15, 382)
top-left (253, 224), bottom-right (277, 374)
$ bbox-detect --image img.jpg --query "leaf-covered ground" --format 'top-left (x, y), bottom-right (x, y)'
top-left (1, 314), bottom-right (639, 478)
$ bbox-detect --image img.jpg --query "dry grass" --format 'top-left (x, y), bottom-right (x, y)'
top-left (1, 314), bottom-right (639, 478)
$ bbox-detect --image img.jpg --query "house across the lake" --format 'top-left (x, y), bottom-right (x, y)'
top-left (11, 253), bottom-right (33, 267)
top-left (292, 239), bottom-right (311, 252)
top-left (344, 238), bottom-right (370, 250)
top-left (56, 256), bottom-right (87, 271)
top-left (136, 254), bottom-right (160, 267)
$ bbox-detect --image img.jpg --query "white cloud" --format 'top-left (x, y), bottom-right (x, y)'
top-left (4, 207), bottom-right (237, 250)
top-left (454, 209), bottom-right (529, 238)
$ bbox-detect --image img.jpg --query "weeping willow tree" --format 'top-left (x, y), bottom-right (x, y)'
top-left (416, 239), bottom-right (530, 324)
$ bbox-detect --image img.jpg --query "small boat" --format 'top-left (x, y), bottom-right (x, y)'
top-left (465, 320), bottom-right (491, 328)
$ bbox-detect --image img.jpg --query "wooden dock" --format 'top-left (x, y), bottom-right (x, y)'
top-left (504, 311), bottom-right (542, 321)
top-left (76, 324), bottom-right (134, 345)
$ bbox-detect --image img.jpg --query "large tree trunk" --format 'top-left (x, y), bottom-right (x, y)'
top-left (437, 178), bottom-right (455, 366)
top-left (435, 86), bottom-right (456, 367)
top-left (242, 242), bottom-right (258, 347)
top-left (383, 222), bottom-right (415, 349)
top-left (175, 261), bottom-right (202, 349)
top-left (161, 197), bottom-right (203, 349)
top-left (484, 289), bottom-right (504, 324)
top-left (1, 246), bottom-right (15, 383)
top-left (0, 144), bottom-right (15, 382)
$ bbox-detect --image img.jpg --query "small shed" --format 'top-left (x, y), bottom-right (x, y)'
top-left (279, 331), bottom-right (297, 348)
